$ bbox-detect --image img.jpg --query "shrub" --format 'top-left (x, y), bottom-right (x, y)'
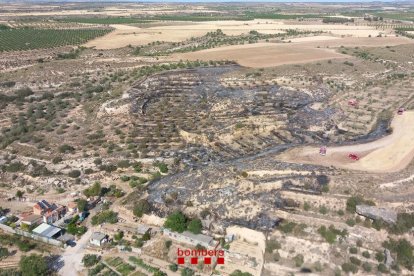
top-left (346, 218), bottom-right (356, 227)
top-left (383, 239), bottom-right (414, 270)
top-left (294, 254), bottom-right (304, 267)
top-left (349, 247), bottom-right (358, 254)
top-left (82, 254), bottom-right (100, 267)
top-left (377, 263), bottom-right (388, 273)
top-left (133, 199), bottom-right (151, 218)
top-left (278, 221), bottom-right (297, 233)
top-left (266, 239), bottom-right (281, 253)
top-left (362, 251), bottom-right (370, 258)
top-left (91, 210), bottom-right (118, 225)
top-left (375, 251), bottom-right (385, 262)
top-left (341, 262), bottom-right (358, 273)
top-left (59, 144), bottom-right (75, 153)
top-left (230, 270), bottom-right (253, 276)
top-left (68, 170), bottom-right (81, 178)
top-left (164, 211), bottom-right (188, 233)
top-left (155, 162), bottom-right (168, 173)
top-left (346, 196), bottom-right (375, 213)
top-left (318, 225), bottom-right (347, 244)
top-left (350, 256), bottom-right (361, 266)
top-left (52, 156), bottom-right (62, 164)
top-left (319, 205), bottom-right (328, 215)
top-left (169, 264), bottom-right (178, 272)
top-left (362, 262), bottom-right (372, 272)
top-left (187, 219), bottom-right (202, 234)
top-left (390, 213), bottom-right (414, 234)
top-left (19, 254), bottom-right (48, 276)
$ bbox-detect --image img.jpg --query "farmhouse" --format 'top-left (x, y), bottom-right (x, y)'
top-left (33, 200), bottom-right (67, 224)
top-left (163, 229), bottom-right (216, 248)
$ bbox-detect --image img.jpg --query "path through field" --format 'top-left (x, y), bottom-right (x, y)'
top-left (279, 111), bottom-right (414, 173)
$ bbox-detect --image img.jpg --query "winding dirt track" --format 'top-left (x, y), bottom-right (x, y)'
top-left (279, 111), bottom-right (414, 173)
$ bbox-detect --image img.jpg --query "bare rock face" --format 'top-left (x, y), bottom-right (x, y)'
top-left (356, 205), bottom-right (397, 224)
top-left (384, 248), bottom-right (394, 268)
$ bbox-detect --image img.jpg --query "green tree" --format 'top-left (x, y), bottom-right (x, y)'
top-left (15, 190), bottom-right (24, 198)
top-left (77, 199), bottom-right (88, 212)
top-left (187, 219), bottom-right (202, 234)
top-left (19, 254), bottom-right (48, 276)
top-left (164, 211), bottom-right (187, 233)
top-left (83, 182), bottom-right (101, 197)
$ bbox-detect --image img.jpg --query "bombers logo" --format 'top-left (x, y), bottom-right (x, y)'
top-left (176, 248), bottom-right (225, 265)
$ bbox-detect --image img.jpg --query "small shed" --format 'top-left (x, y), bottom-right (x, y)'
top-left (90, 232), bottom-right (107, 247)
top-left (32, 223), bottom-right (62, 239)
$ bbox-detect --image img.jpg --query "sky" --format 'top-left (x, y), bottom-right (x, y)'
top-left (140, 0), bottom-right (396, 2)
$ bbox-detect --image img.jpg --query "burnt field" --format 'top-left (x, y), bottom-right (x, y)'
top-left (127, 65), bottom-right (339, 164)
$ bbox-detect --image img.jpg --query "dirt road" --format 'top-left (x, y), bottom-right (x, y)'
top-left (59, 229), bottom-right (93, 276)
top-left (279, 111), bottom-right (414, 173)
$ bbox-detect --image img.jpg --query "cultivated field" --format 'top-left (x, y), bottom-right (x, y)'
top-left (171, 42), bottom-right (347, 67)
top-left (83, 19), bottom-right (386, 49)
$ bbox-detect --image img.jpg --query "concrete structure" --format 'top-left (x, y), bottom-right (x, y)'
top-left (90, 232), bottom-right (107, 247)
top-left (163, 229), bottom-right (215, 248)
top-left (20, 214), bottom-right (42, 226)
top-left (356, 205), bottom-right (398, 224)
top-left (32, 223), bottom-right (63, 239)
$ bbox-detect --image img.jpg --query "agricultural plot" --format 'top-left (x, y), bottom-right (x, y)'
top-left (0, 28), bottom-right (112, 51)
top-left (60, 17), bottom-right (154, 25)
top-left (172, 42), bottom-right (347, 68)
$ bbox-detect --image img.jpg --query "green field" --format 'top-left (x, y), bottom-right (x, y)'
top-left (60, 17), bottom-right (153, 24)
top-left (375, 12), bottom-right (414, 22)
top-left (244, 12), bottom-right (324, 20)
top-left (0, 28), bottom-right (112, 51)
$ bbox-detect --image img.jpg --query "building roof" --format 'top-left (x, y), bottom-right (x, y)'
top-left (164, 229), bottom-right (214, 245)
top-left (21, 214), bottom-right (42, 224)
top-left (181, 231), bottom-right (214, 245)
top-left (34, 200), bottom-right (56, 211)
top-left (32, 223), bottom-right (62, 238)
top-left (90, 232), bottom-right (106, 241)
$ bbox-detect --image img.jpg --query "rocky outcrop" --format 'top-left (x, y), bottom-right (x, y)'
top-left (384, 248), bottom-right (394, 268)
top-left (356, 205), bottom-right (397, 224)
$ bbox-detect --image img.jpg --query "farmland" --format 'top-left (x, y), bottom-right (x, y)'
top-left (0, 27), bottom-right (112, 51)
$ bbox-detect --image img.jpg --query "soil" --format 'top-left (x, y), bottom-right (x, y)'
top-left (279, 111), bottom-right (414, 173)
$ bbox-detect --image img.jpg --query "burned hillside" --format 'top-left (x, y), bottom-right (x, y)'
top-left (127, 65), bottom-right (340, 165)
top-left (145, 156), bottom-right (333, 231)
